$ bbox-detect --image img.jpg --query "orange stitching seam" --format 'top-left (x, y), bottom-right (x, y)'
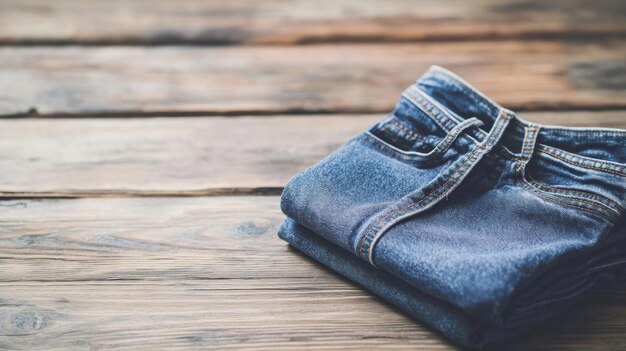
top-left (526, 173), bottom-right (623, 213)
top-left (516, 157), bottom-right (616, 223)
top-left (363, 133), bottom-right (432, 161)
top-left (387, 119), bottom-right (421, 141)
top-left (359, 112), bottom-right (510, 258)
top-left (427, 70), bottom-right (500, 117)
top-left (402, 89), bottom-right (455, 132)
top-left (541, 128), bottom-right (626, 136)
top-left (523, 178), bottom-right (619, 217)
top-left (522, 183), bottom-right (615, 223)
top-left (357, 142), bottom-right (485, 256)
top-left (539, 147), bottom-right (626, 177)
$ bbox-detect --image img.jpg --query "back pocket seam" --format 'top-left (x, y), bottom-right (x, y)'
top-left (517, 167), bottom-right (619, 222)
top-left (538, 145), bottom-right (626, 177)
top-left (521, 182), bottom-right (617, 223)
top-left (525, 171), bottom-right (624, 213)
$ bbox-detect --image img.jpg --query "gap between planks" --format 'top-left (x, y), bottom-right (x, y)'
top-left (2, 40), bottom-right (626, 117)
top-left (0, 196), bottom-right (625, 350)
top-left (5, 106), bottom-right (626, 120)
top-left (1, 0), bottom-right (626, 46)
top-left (0, 112), bottom-right (625, 199)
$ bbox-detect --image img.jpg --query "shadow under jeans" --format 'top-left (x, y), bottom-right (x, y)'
top-left (287, 246), bottom-right (626, 350)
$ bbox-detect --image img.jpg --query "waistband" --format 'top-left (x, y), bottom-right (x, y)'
top-left (405, 66), bottom-right (626, 177)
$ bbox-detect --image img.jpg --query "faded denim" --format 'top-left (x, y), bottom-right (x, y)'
top-left (278, 66), bottom-right (626, 347)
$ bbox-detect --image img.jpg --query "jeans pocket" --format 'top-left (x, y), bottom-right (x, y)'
top-left (517, 147), bottom-right (624, 223)
top-left (363, 114), bottom-right (482, 166)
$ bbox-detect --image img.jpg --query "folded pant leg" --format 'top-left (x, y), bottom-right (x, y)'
top-left (279, 215), bottom-right (626, 348)
top-left (278, 217), bottom-right (529, 348)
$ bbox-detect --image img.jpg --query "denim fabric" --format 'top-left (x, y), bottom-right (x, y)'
top-left (279, 218), bottom-right (625, 347)
top-left (278, 66), bottom-right (626, 347)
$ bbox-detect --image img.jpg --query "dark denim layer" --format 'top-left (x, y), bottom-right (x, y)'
top-left (278, 218), bottom-right (625, 348)
top-left (279, 66), bottom-right (626, 347)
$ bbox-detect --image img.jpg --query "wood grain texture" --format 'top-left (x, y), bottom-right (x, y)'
top-left (0, 197), bottom-right (624, 350)
top-left (0, 112), bottom-right (624, 197)
top-left (1, 40), bottom-right (626, 117)
top-left (1, 0), bottom-right (625, 45)
top-left (2, 2), bottom-right (625, 350)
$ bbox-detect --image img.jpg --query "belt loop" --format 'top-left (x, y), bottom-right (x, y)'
top-left (480, 108), bottom-right (512, 150)
top-left (520, 123), bottom-right (540, 161)
top-left (363, 107), bottom-right (511, 266)
top-left (515, 122), bottom-right (540, 182)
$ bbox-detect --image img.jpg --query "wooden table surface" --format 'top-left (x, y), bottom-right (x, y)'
top-left (1, 1), bottom-right (625, 350)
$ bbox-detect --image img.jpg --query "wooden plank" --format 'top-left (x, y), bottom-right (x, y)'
top-left (1, 0), bottom-right (625, 45)
top-left (0, 196), bottom-right (450, 350)
top-left (0, 112), bottom-right (624, 197)
top-left (1, 41), bottom-right (626, 117)
top-left (0, 196), bottom-right (624, 350)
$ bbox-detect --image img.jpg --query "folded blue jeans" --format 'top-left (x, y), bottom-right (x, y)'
top-left (278, 66), bottom-right (626, 347)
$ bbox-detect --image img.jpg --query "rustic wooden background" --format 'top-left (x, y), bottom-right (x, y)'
top-left (1, 1), bottom-right (625, 350)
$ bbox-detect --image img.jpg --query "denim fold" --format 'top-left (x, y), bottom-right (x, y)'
top-left (278, 66), bottom-right (626, 348)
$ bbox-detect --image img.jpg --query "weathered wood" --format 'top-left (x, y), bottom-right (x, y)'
top-left (2, 2), bottom-right (624, 350)
top-left (0, 197), bottom-right (624, 350)
top-left (1, 0), bottom-right (625, 45)
top-left (0, 112), bottom-right (624, 198)
top-left (1, 41), bottom-right (626, 117)
top-left (0, 196), bottom-right (448, 350)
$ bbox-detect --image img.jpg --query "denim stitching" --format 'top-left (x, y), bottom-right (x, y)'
top-left (424, 66), bottom-right (626, 173)
top-left (520, 182), bottom-right (616, 223)
top-left (432, 118), bottom-right (483, 157)
top-left (357, 144), bottom-right (481, 256)
top-left (403, 87), bottom-right (457, 132)
top-left (407, 84), bottom-right (520, 158)
top-left (409, 88), bottom-right (459, 129)
top-left (362, 132), bottom-right (450, 166)
top-left (521, 176), bottom-right (620, 218)
top-left (358, 143), bottom-right (484, 259)
top-left (521, 126), bottom-right (539, 160)
top-left (366, 136), bottom-right (503, 263)
top-left (367, 148), bottom-right (488, 263)
top-left (538, 146), bottom-right (626, 177)
top-left (359, 112), bottom-right (511, 261)
top-left (362, 132), bottom-right (427, 161)
top-left (515, 144), bottom-right (618, 222)
top-left (407, 85), bottom-right (489, 143)
top-left (425, 69), bottom-right (501, 117)
top-left (540, 128), bottom-right (626, 136)
top-left (401, 90), bottom-right (451, 133)
top-left (484, 110), bottom-right (512, 146)
top-left (540, 144), bottom-right (626, 173)
top-left (364, 119), bottom-right (480, 166)
top-left (406, 88), bottom-right (457, 130)
top-left (526, 172), bottom-right (624, 213)
top-left (386, 119), bottom-right (421, 141)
